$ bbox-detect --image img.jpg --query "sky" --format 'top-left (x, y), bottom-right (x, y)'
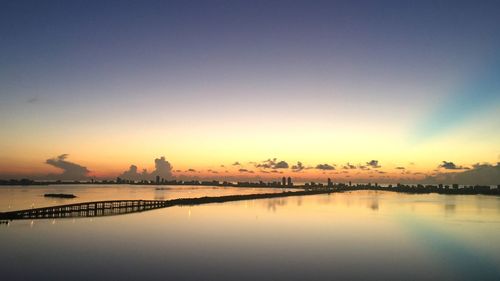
top-left (0, 0), bottom-right (499, 183)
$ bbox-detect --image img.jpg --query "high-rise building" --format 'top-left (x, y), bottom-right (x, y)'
top-left (287, 177), bottom-right (292, 186)
top-left (327, 178), bottom-right (332, 187)
top-left (282, 177), bottom-right (286, 186)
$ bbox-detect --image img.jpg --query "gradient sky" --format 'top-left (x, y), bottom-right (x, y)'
top-left (0, 0), bottom-right (499, 182)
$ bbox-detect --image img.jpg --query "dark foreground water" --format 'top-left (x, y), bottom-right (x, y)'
top-left (1, 185), bottom-right (499, 281)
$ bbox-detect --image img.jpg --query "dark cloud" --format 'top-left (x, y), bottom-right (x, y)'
top-left (291, 161), bottom-right (305, 172)
top-left (366, 160), bottom-right (381, 168)
top-left (439, 161), bottom-right (466, 170)
top-left (395, 167), bottom-right (405, 170)
top-left (232, 162), bottom-right (241, 166)
top-left (45, 154), bottom-right (90, 180)
top-left (274, 161), bottom-right (289, 169)
top-left (238, 168), bottom-right (254, 173)
top-left (255, 158), bottom-right (289, 169)
top-left (342, 163), bottom-right (357, 169)
top-left (187, 168), bottom-right (196, 172)
top-left (315, 164), bottom-right (335, 170)
top-left (423, 163), bottom-right (499, 185)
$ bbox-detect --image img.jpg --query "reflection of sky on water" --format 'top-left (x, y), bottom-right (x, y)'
top-left (1, 190), bottom-right (499, 280)
top-left (398, 215), bottom-right (500, 280)
top-left (0, 184), bottom-right (293, 211)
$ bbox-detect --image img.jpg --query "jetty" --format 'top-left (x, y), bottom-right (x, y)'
top-left (0, 190), bottom-right (331, 221)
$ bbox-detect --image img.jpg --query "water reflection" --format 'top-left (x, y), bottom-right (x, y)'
top-left (1, 190), bottom-right (500, 281)
top-left (265, 198), bottom-right (287, 212)
top-left (0, 184), bottom-right (293, 211)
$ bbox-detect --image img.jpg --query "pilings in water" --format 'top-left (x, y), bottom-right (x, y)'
top-left (0, 190), bottom-right (333, 221)
top-left (0, 200), bottom-right (170, 220)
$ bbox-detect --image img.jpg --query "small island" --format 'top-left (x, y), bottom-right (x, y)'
top-left (44, 193), bottom-right (77, 199)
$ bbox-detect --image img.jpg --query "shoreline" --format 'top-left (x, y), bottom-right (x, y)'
top-left (0, 180), bottom-right (498, 196)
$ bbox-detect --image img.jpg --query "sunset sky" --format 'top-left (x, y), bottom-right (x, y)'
top-left (0, 1), bottom-right (499, 183)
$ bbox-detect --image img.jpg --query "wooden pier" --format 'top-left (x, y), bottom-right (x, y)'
top-left (0, 190), bottom-right (334, 221)
top-left (0, 199), bottom-right (172, 220)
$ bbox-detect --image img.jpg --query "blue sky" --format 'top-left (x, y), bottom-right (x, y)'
top-left (0, 0), bottom-right (499, 180)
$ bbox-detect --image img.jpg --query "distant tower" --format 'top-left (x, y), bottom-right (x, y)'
top-left (287, 177), bottom-right (292, 186)
top-left (327, 178), bottom-right (332, 187)
top-left (156, 175), bottom-right (160, 185)
top-left (282, 177), bottom-right (286, 186)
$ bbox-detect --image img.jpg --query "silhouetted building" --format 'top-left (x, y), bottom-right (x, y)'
top-left (282, 177), bottom-right (286, 186)
top-left (327, 178), bottom-right (332, 187)
top-left (287, 177), bottom-right (293, 186)
top-left (155, 175), bottom-right (160, 185)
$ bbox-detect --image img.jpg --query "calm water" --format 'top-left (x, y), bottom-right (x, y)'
top-left (1, 185), bottom-right (500, 281)
top-left (0, 184), bottom-right (293, 211)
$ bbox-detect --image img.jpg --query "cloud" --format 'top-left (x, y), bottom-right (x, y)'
top-left (315, 164), bottom-right (335, 170)
top-left (395, 167), bottom-right (405, 170)
top-left (187, 168), bottom-right (196, 172)
top-left (423, 163), bottom-right (499, 185)
top-left (238, 168), bottom-right (254, 173)
top-left (366, 160), bottom-right (381, 168)
top-left (119, 156), bottom-right (173, 181)
top-left (27, 97), bottom-right (39, 104)
top-left (438, 161), bottom-right (466, 170)
top-left (343, 163), bottom-right (357, 169)
top-left (45, 154), bottom-right (90, 180)
top-left (118, 165), bottom-right (142, 181)
top-left (232, 162), bottom-right (241, 166)
top-left (149, 156), bottom-right (173, 179)
top-left (255, 158), bottom-right (289, 169)
top-left (291, 161), bottom-right (305, 172)
top-left (274, 161), bottom-right (289, 169)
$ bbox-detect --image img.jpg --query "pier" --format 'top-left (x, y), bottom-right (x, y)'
top-left (0, 199), bottom-right (171, 221)
top-left (0, 190), bottom-right (331, 221)
top-left (2, 183), bottom-right (498, 222)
